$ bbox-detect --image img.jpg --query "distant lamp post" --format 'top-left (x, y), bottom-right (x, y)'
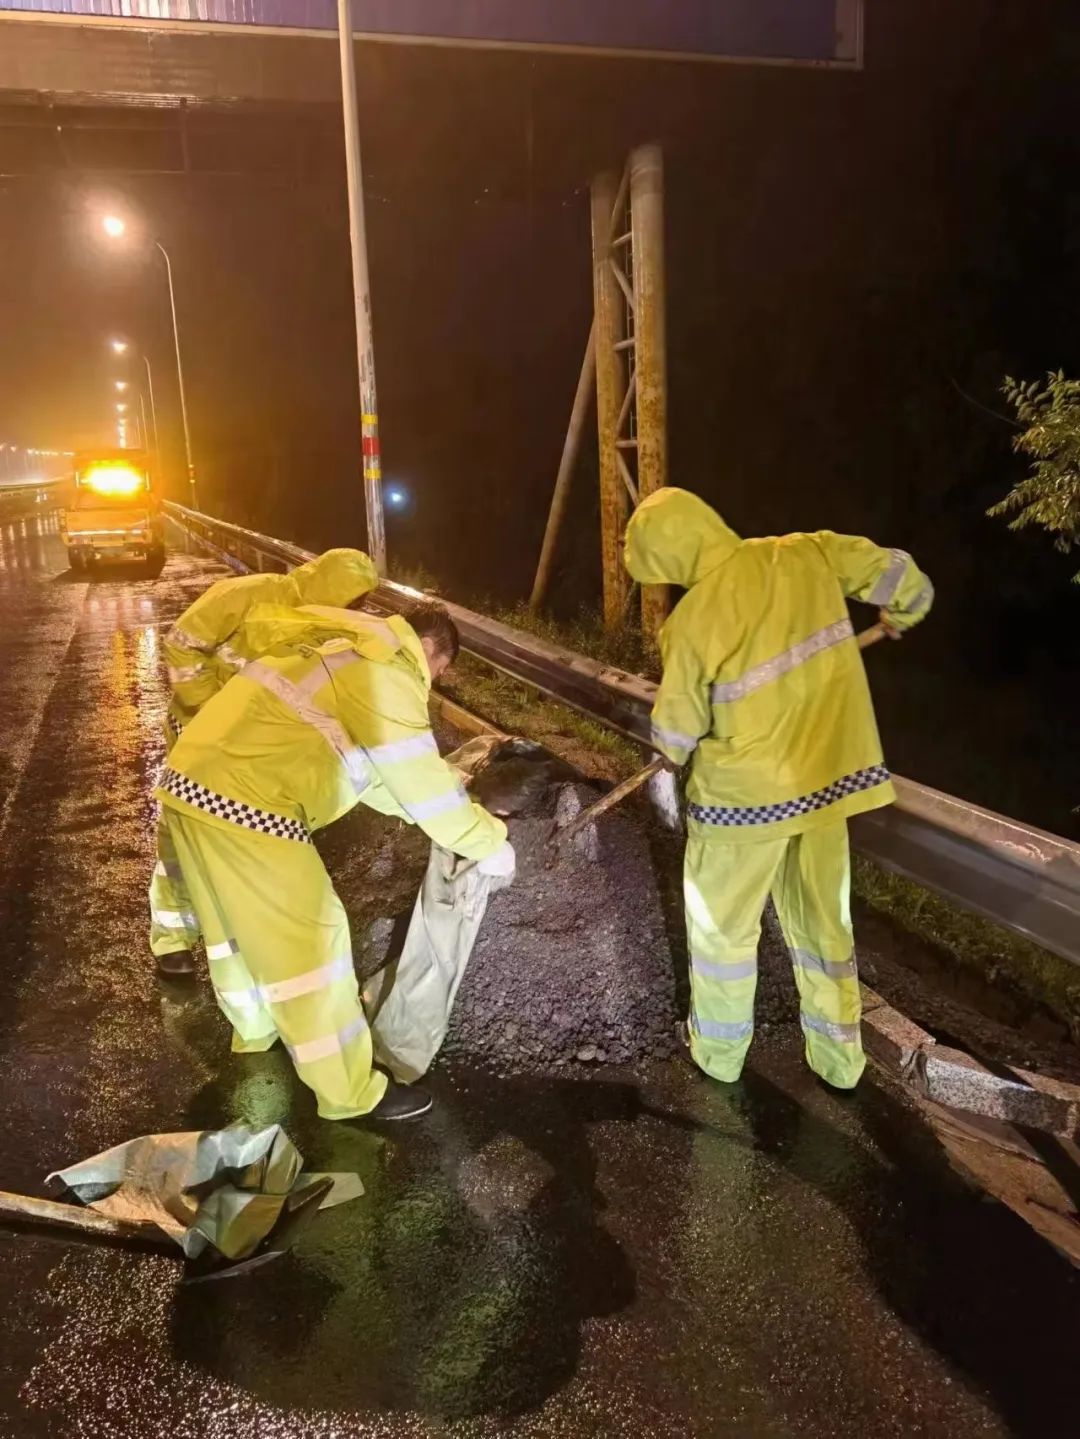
top-left (101, 214), bottom-right (196, 506)
top-left (108, 339), bottom-right (161, 476)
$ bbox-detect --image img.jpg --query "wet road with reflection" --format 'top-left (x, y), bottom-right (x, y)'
top-left (0, 505), bottom-right (1077, 1438)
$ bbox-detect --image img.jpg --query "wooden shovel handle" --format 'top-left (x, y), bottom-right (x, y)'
top-left (0, 1189), bottom-right (161, 1242)
top-left (558, 757), bottom-right (666, 845)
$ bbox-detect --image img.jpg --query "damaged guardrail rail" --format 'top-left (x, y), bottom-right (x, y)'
top-left (164, 502), bottom-right (1080, 969)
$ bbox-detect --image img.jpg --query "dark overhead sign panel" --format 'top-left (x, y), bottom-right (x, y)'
top-left (0, 1), bottom-right (862, 66)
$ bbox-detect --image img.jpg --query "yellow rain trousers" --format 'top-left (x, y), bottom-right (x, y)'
top-left (154, 608), bottom-right (506, 1119)
top-left (163, 806), bottom-right (385, 1118)
top-left (150, 549), bottom-right (379, 963)
top-left (685, 823), bottom-right (862, 1089)
top-left (625, 487), bottom-right (933, 1088)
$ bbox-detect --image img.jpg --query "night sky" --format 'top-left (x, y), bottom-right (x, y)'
top-left (0, 0), bottom-right (1077, 834)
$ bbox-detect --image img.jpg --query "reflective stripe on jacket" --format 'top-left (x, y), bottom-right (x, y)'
top-left (624, 488), bottom-right (933, 842)
top-left (163, 549), bottom-right (378, 729)
top-left (156, 613), bottom-right (507, 863)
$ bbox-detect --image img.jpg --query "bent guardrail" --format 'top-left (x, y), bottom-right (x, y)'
top-left (164, 501), bottom-right (1080, 967)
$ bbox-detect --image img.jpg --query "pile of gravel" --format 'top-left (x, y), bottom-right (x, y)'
top-left (335, 736), bottom-right (805, 1078)
top-left (439, 782), bottom-right (680, 1073)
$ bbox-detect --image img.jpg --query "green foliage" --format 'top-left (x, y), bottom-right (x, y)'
top-left (483, 599), bottom-right (659, 679)
top-left (387, 557), bottom-right (443, 594)
top-left (990, 371), bottom-right (1080, 581)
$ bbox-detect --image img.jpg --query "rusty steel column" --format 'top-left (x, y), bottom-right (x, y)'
top-left (591, 170), bottom-right (631, 630)
top-left (630, 144), bottom-right (670, 638)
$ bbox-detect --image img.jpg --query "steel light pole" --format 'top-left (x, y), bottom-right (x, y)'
top-left (142, 354), bottom-right (161, 466)
top-left (109, 341), bottom-right (160, 468)
top-left (102, 217), bottom-right (197, 507)
top-left (154, 239), bottom-right (196, 507)
top-left (336, 0), bottom-right (386, 572)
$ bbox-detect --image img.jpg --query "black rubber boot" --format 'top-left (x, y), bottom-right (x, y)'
top-left (156, 949), bottom-right (197, 977)
top-left (365, 1079), bottom-right (433, 1122)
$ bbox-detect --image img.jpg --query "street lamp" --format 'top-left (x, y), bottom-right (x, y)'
top-left (101, 215), bottom-right (196, 506)
top-left (108, 339), bottom-right (161, 475)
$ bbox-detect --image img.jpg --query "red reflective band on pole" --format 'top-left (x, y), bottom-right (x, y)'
top-left (362, 424), bottom-right (381, 481)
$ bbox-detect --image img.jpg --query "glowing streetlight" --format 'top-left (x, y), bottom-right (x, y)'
top-left (101, 216), bottom-right (196, 504)
top-left (107, 340), bottom-right (160, 470)
top-left (116, 403), bottom-right (128, 414)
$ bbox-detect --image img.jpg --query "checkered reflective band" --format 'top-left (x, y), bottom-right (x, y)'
top-left (167, 714), bottom-right (183, 738)
top-left (160, 768), bottom-right (311, 844)
top-left (688, 765), bottom-right (891, 828)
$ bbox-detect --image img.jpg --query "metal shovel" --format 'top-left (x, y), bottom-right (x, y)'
top-left (555, 619), bottom-right (893, 847)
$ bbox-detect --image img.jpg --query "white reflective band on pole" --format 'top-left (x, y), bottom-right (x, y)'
top-left (244, 659), bottom-right (370, 795)
top-left (288, 1012), bottom-right (368, 1066)
top-left (711, 618), bottom-right (854, 705)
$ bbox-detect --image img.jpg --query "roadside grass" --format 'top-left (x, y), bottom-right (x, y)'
top-left (441, 654), bottom-right (640, 774)
top-left (853, 856), bottom-right (1080, 1042)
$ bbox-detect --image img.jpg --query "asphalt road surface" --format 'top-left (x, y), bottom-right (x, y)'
top-left (0, 506), bottom-right (1077, 1438)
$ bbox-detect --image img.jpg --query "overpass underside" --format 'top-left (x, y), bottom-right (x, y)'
top-left (0, 17), bottom-right (344, 177)
top-left (0, 16), bottom-right (340, 107)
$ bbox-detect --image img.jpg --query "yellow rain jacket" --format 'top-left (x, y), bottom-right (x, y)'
top-left (625, 488), bottom-right (932, 843)
top-left (162, 549), bottom-right (379, 733)
top-left (156, 607), bottom-right (507, 862)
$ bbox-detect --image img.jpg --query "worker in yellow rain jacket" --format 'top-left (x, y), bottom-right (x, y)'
top-left (150, 548), bottom-right (378, 976)
top-left (154, 600), bottom-right (513, 1122)
top-left (624, 488), bottom-right (933, 1090)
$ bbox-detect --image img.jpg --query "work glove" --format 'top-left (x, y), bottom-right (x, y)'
top-left (477, 841), bottom-right (516, 879)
